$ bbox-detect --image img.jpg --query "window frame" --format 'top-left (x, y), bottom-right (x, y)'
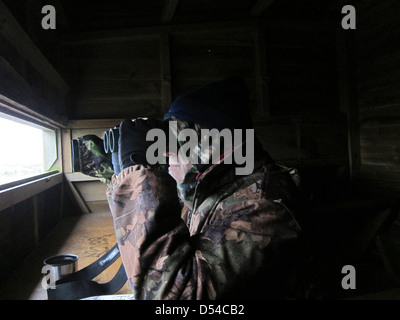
top-left (0, 94), bottom-right (65, 211)
top-left (0, 112), bottom-right (60, 183)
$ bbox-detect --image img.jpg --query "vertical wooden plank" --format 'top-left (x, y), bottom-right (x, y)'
top-left (56, 127), bottom-right (66, 219)
top-left (54, 127), bottom-right (63, 171)
top-left (160, 33), bottom-right (172, 113)
top-left (254, 25), bottom-right (270, 115)
top-left (61, 128), bottom-right (91, 213)
top-left (33, 195), bottom-right (39, 247)
top-left (250, 0), bottom-right (275, 16)
top-left (335, 24), bottom-right (360, 176)
top-left (61, 128), bottom-right (72, 173)
top-left (60, 175), bottom-right (66, 218)
top-left (162, 0), bottom-right (180, 23)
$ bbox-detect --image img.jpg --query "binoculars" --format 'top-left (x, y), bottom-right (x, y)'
top-left (103, 126), bottom-right (121, 174)
top-left (71, 118), bottom-right (168, 175)
top-left (70, 129), bottom-right (119, 174)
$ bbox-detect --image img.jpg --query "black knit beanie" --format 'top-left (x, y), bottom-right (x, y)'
top-left (164, 76), bottom-right (253, 130)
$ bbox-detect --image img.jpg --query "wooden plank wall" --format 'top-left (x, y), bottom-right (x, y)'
top-left (266, 23), bottom-right (339, 116)
top-left (58, 19), bottom-right (347, 202)
top-left (346, 0), bottom-right (400, 279)
top-left (60, 21), bottom-right (340, 117)
top-left (0, 184), bottom-right (69, 284)
top-left (60, 37), bottom-right (163, 119)
top-left (170, 28), bottom-right (257, 112)
top-left (351, 0), bottom-right (400, 197)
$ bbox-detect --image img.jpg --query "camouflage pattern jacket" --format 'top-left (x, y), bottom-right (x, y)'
top-left (106, 158), bottom-right (302, 300)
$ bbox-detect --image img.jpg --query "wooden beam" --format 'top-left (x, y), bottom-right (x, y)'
top-left (0, 171), bottom-right (59, 191)
top-left (53, 0), bottom-right (71, 30)
top-left (59, 19), bottom-right (332, 46)
top-left (160, 33), bottom-right (172, 113)
top-left (162, 0), bottom-right (179, 22)
top-left (0, 173), bottom-right (63, 212)
top-left (0, 94), bottom-right (67, 128)
top-left (33, 195), bottom-right (40, 246)
top-left (64, 172), bottom-right (102, 182)
top-left (63, 173), bottom-right (91, 214)
top-left (335, 1), bottom-right (360, 177)
top-left (67, 119), bottom-right (123, 129)
top-left (0, 52), bottom-right (69, 127)
top-left (254, 25), bottom-right (270, 115)
top-left (59, 20), bottom-right (258, 45)
top-left (61, 128), bottom-right (72, 173)
top-left (250, 0), bottom-right (275, 16)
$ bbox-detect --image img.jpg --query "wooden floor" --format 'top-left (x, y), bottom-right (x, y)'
top-left (1, 200), bottom-right (399, 300)
top-left (0, 209), bottom-right (131, 300)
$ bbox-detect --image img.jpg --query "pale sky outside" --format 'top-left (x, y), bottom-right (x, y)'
top-left (0, 116), bottom-right (44, 184)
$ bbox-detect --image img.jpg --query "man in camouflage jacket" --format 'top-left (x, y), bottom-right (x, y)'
top-left (104, 77), bottom-right (306, 300)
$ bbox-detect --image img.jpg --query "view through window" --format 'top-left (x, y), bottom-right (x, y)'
top-left (0, 113), bottom-right (57, 185)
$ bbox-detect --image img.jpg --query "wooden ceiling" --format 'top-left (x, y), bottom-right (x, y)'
top-left (3, 0), bottom-right (336, 35)
top-left (57, 0), bottom-right (334, 32)
top-left (58, 0), bottom-right (272, 32)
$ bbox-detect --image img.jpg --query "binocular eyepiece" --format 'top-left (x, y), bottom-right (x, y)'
top-left (103, 126), bottom-right (119, 154)
top-left (103, 126), bottom-right (121, 174)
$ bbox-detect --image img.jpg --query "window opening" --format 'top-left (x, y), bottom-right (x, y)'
top-left (0, 112), bottom-right (58, 185)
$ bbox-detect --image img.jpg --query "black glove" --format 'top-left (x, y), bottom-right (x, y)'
top-left (118, 118), bottom-right (168, 170)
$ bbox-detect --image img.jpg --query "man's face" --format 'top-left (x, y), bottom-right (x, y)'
top-left (166, 152), bottom-right (192, 183)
